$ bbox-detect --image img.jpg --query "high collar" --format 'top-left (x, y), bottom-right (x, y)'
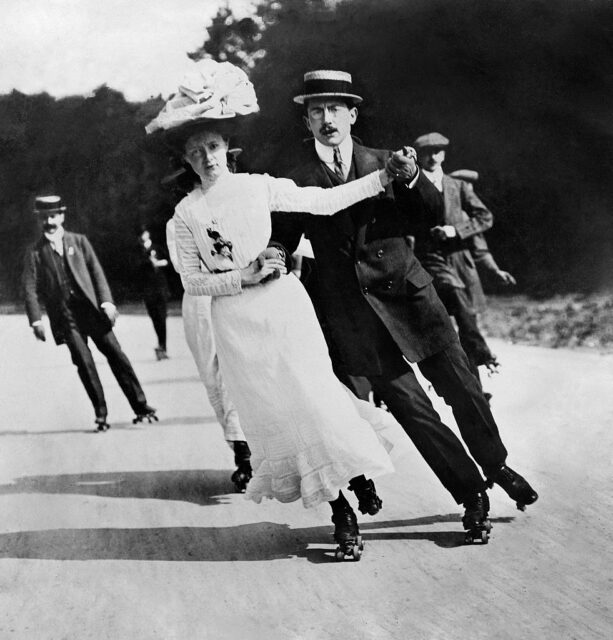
top-left (422, 166), bottom-right (444, 191)
top-left (314, 136), bottom-right (354, 166)
top-left (44, 226), bottom-right (65, 248)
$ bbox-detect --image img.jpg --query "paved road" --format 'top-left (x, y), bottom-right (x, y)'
top-left (1, 313), bottom-right (612, 639)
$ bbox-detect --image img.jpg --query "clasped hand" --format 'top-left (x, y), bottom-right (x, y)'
top-left (384, 146), bottom-right (418, 182)
top-left (240, 248), bottom-right (287, 286)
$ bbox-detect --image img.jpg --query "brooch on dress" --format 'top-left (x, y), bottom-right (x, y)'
top-left (207, 227), bottom-right (233, 261)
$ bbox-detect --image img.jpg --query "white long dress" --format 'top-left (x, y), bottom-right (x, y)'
top-left (173, 170), bottom-right (395, 508)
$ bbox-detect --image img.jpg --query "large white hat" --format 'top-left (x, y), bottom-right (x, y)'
top-left (145, 59), bottom-right (259, 135)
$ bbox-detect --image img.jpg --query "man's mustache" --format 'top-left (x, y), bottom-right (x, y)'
top-left (320, 125), bottom-right (338, 135)
top-left (42, 223), bottom-right (57, 231)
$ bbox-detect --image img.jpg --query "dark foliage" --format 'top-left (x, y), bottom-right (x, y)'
top-left (0, 87), bottom-right (181, 302)
top-left (1, 0), bottom-right (612, 302)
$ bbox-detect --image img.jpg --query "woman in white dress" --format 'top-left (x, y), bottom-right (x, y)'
top-left (146, 60), bottom-right (414, 559)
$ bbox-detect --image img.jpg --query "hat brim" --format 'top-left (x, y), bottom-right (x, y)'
top-left (293, 92), bottom-right (363, 105)
top-left (33, 207), bottom-right (66, 215)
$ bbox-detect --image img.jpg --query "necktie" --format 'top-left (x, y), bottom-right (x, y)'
top-left (333, 146), bottom-right (345, 181)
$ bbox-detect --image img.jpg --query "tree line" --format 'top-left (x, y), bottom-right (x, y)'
top-left (1, 0), bottom-right (611, 303)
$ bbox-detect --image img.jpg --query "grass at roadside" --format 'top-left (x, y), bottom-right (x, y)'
top-left (480, 293), bottom-right (613, 351)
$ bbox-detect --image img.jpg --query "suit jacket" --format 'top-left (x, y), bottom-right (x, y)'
top-left (410, 175), bottom-right (493, 309)
top-left (271, 142), bottom-right (457, 374)
top-left (23, 231), bottom-right (114, 344)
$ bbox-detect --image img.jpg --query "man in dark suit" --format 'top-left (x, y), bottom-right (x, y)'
top-left (271, 71), bottom-right (538, 538)
top-left (23, 195), bottom-right (158, 431)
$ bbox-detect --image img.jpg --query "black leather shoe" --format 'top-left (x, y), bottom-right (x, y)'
top-left (487, 464), bottom-right (538, 511)
top-left (462, 491), bottom-right (492, 544)
top-left (348, 477), bottom-right (383, 516)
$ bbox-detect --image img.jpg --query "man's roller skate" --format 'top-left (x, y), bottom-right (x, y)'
top-left (348, 475), bottom-right (382, 516)
top-left (230, 440), bottom-right (252, 493)
top-left (132, 404), bottom-right (158, 424)
top-left (94, 416), bottom-right (110, 432)
top-left (330, 494), bottom-right (364, 561)
top-left (487, 464), bottom-right (538, 511)
top-left (462, 491), bottom-right (492, 544)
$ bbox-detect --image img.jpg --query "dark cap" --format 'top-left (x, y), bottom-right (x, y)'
top-left (413, 132), bottom-right (450, 150)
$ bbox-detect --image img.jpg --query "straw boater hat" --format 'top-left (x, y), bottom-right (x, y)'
top-left (33, 195), bottom-right (67, 215)
top-left (145, 59), bottom-right (259, 144)
top-left (293, 70), bottom-right (363, 105)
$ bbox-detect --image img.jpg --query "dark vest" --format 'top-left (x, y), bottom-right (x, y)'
top-left (46, 244), bottom-right (81, 301)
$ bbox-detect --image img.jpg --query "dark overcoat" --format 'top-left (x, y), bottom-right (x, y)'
top-left (271, 142), bottom-right (457, 375)
top-left (409, 174), bottom-right (493, 311)
top-left (23, 231), bottom-right (114, 344)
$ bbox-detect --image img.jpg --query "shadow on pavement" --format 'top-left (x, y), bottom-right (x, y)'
top-left (0, 515), bottom-right (515, 563)
top-left (0, 469), bottom-right (236, 506)
top-left (0, 416), bottom-right (217, 436)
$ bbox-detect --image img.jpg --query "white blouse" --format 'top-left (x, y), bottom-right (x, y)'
top-left (173, 170), bottom-right (384, 297)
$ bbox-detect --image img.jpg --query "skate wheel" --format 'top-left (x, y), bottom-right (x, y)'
top-left (480, 530), bottom-right (489, 544)
top-left (516, 503), bottom-right (527, 512)
top-left (351, 545), bottom-right (362, 561)
top-left (357, 535), bottom-right (364, 551)
top-left (335, 548), bottom-right (345, 562)
top-left (464, 533), bottom-right (473, 545)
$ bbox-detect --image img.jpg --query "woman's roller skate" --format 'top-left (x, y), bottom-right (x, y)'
top-left (230, 441), bottom-right (252, 493)
top-left (330, 493), bottom-right (364, 561)
top-left (462, 491), bottom-right (492, 544)
top-left (348, 475), bottom-right (383, 516)
top-left (486, 464), bottom-right (538, 511)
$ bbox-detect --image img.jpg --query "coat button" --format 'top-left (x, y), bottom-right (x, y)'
top-left (362, 287), bottom-right (369, 295)
top-left (355, 260), bottom-right (361, 265)
top-left (377, 249), bottom-right (384, 258)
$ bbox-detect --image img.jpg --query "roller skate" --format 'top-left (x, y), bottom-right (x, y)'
top-left (230, 441), bottom-right (252, 493)
top-left (462, 491), bottom-right (492, 544)
top-left (154, 347), bottom-right (169, 361)
top-left (331, 494), bottom-right (364, 561)
top-left (132, 404), bottom-right (158, 424)
top-left (348, 476), bottom-right (382, 516)
top-left (94, 416), bottom-right (110, 432)
top-left (487, 464), bottom-right (538, 511)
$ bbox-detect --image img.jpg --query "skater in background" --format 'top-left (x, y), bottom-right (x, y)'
top-left (411, 133), bottom-right (515, 391)
top-left (146, 59), bottom-right (410, 559)
top-left (137, 227), bottom-right (170, 360)
top-left (270, 70), bottom-right (538, 543)
top-left (448, 168), bottom-right (517, 398)
top-left (23, 195), bottom-right (158, 431)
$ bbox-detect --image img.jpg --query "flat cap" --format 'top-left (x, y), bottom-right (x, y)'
top-left (413, 132), bottom-right (450, 149)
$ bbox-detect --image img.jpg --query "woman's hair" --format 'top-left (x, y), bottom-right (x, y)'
top-left (164, 120), bottom-right (232, 155)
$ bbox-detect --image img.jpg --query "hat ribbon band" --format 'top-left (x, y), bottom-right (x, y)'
top-left (303, 79), bottom-right (355, 96)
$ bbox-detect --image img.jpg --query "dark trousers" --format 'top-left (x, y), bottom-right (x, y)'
top-left (63, 299), bottom-right (147, 419)
top-left (368, 341), bottom-right (507, 504)
top-left (144, 295), bottom-right (167, 350)
top-left (436, 286), bottom-right (495, 380)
